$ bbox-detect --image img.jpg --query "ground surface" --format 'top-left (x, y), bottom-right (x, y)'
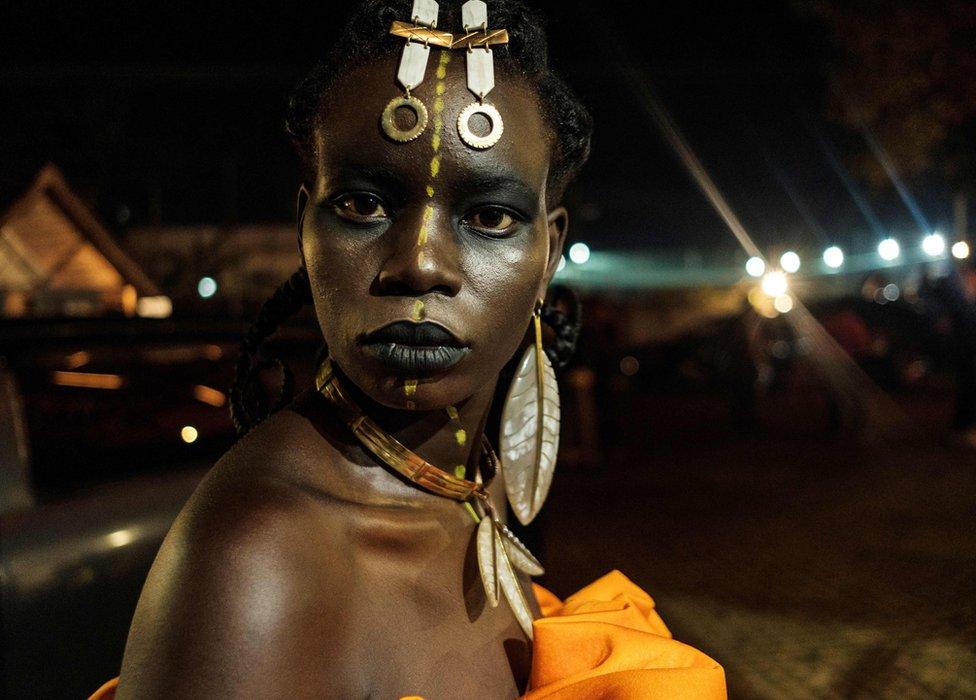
top-left (536, 385), bottom-right (976, 698)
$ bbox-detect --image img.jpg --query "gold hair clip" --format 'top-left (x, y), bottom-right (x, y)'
top-left (450, 28), bottom-right (509, 50)
top-left (389, 21), bottom-right (455, 49)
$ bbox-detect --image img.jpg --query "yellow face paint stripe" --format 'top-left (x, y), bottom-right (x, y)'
top-left (411, 299), bottom-right (425, 321)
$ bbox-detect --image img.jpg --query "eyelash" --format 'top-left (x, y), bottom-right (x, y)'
top-left (461, 206), bottom-right (524, 238)
top-left (328, 192), bottom-right (525, 237)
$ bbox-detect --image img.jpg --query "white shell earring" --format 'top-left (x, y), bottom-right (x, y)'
top-left (500, 300), bottom-right (561, 525)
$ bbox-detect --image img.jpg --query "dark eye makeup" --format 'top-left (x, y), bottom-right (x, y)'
top-left (324, 187), bottom-right (529, 239)
top-left (329, 192), bottom-right (390, 224)
top-left (461, 205), bottom-right (525, 238)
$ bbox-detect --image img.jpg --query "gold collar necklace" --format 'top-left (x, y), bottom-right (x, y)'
top-left (315, 358), bottom-right (542, 639)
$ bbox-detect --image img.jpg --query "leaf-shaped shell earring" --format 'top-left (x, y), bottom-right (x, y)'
top-left (500, 300), bottom-right (560, 525)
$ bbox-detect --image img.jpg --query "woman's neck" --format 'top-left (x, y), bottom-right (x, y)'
top-left (332, 363), bottom-right (497, 480)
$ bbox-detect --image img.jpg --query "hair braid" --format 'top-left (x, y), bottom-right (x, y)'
top-left (230, 267), bottom-right (313, 436)
top-left (542, 284), bottom-right (582, 371)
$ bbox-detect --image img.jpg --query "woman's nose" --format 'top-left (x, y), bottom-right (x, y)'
top-left (376, 205), bottom-right (462, 297)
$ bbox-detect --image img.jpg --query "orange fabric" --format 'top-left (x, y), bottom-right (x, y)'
top-left (88, 677), bottom-right (117, 700)
top-left (89, 571), bottom-right (725, 699)
top-left (525, 570), bottom-right (726, 699)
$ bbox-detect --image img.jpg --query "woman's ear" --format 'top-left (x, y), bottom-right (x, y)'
top-left (541, 205), bottom-right (569, 291)
top-left (296, 183), bottom-right (311, 267)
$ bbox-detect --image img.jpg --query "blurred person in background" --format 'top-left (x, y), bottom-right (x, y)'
top-left (920, 256), bottom-right (976, 446)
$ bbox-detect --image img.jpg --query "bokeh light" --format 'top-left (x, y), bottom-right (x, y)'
top-left (780, 251), bottom-right (801, 273)
top-left (773, 294), bottom-right (794, 313)
top-left (921, 233), bottom-right (946, 257)
top-left (878, 238), bottom-right (900, 261)
top-left (823, 246), bottom-right (844, 269)
top-left (569, 242), bottom-right (590, 264)
top-left (761, 271), bottom-right (788, 297)
top-left (619, 356), bottom-right (640, 376)
top-left (197, 276), bottom-right (218, 298)
top-left (745, 256), bottom-right (766, 277)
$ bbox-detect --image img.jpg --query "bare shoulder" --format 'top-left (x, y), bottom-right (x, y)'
top-left (117, 395), bottom-right (365, 698)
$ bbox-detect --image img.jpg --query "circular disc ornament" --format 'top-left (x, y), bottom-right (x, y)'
top-left (381, 95), bottom-right (429, 143)
top-left (457, 102), bottom-right (504, 149)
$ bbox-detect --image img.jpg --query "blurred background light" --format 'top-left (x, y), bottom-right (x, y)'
top-left (105, 529), bottom-right (135, 548)
top-left (773, 294), bottom-right (794, 313)
top-left (882, 283), bottom-right (900, 302)
top-left (136, 296), bottom-right (173, 319)
top-left (780, 251), bottom-right (801, 273)
top-left (823, 246), bottom-right (844, 269)
top-left (619, 356), bottom-right (640, 376)
top-left (745, 256), bottom-right (765, 277)
top-left (878, 238), bottom-right (900, 261)
top-left (568, 242), bottom-right (590, 264)
top-left (921, 233), bottom-right (946, 257)
top-left (556, 255), bottom-right (567, 272)
top-left (761, 271), bottom-right (788, 297)
top-left (951, 241), bottom-right (971, 259)
top-left (197, 276), bottom-right (218, 298)
top-left (180, 426), bottom-right (199, 444)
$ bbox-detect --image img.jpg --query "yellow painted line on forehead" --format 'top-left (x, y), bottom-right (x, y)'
top-left (437, 51), bottom-right (451, 76)
top-left (416, 52), bottom-right (449, 261)
top-left (454, 428), bottom-right (467, 446)
top-left (445, 405), bottom-right (459, 420)
top-left (403, 379), bottom-right (418, 396)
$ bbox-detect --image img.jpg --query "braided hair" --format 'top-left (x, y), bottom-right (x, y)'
top-left (231, 0), bottom-right (591, 435)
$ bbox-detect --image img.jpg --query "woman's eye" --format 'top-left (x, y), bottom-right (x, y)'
top-left (333, 193), bottom-right (388, 222)
top-left (466, 207), bottom-right (518, 234)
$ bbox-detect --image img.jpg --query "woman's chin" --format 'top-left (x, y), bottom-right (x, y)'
top-left (338, 360), bottom-right (478, 413)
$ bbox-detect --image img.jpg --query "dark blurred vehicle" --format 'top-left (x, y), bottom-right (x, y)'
top-left (0, 317), bottom-right (318, 699)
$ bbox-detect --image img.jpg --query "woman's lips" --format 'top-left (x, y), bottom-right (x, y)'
top-left (360, 321), bottom-right (470, 373)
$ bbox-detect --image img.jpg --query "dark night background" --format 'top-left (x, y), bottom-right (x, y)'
top-left (2, 1), bottom-right (945, 251)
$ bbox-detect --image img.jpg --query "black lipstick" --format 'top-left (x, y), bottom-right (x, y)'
top-left (361, 321), bottom-right (470, 373)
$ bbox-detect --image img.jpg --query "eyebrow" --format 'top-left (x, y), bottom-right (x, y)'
top-left (330, 162), bottom-right (407, 192)
top-left (459, 172), bottom-right (539, 203)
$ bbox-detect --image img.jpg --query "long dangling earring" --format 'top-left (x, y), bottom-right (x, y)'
top-left (500, 299), bottom-right (561, 525)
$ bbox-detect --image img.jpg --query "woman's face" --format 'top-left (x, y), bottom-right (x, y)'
top-left (299, 52), bottom-right (567, 410)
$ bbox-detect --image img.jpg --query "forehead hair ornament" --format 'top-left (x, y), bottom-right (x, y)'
top-left (381, 0), bottom-right (442, 143)
top-left (384, 1), bottom-right (510, 148)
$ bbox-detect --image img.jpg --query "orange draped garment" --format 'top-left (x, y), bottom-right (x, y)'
top-left (90, 570), bottom-right (725, 699)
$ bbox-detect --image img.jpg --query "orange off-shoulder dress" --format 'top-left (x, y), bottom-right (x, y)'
top-left (90, 570), bottom-right (725, 699)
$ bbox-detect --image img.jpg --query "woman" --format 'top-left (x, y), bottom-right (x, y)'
top-left (95, 1), bottom-right (725, 697)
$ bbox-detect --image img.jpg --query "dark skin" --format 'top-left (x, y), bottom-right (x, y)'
top-left (117, 50), bottom-right (568, 698)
